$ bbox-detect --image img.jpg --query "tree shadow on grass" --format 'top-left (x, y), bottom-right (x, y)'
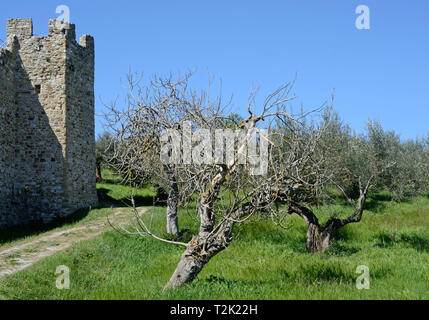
top-left (240, 224), bottom-right (309, 253)
top-left (364, 195), bottom-right (390, 213)
top-left (365, 192), bottom-right (412, 213)
top-left (201, 275), bottom-right (239, 287)
top-left (195, 275), bottom-right (266, 292)
top-left (287, 265), bottom-right (355, 283)
top-left (331, 226), bottom-right (356, 241)
top-left (324, 242), bottom-right (361, 257)
top-left (101, 177), bottom-right (124, 185)
top-left (194, 260), bottom-right (391, 291)
top-left (97, 188), bottom-right (156, 207)
top-left (281, 263), bottom-right (390, 284)
top-left (374, 231), bottom-right (429, 253)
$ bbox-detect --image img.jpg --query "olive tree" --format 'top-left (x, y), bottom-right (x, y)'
top-left (363, 120), bottom-right (429, 201)
top-left (272, 108), bottom-right (392, 253)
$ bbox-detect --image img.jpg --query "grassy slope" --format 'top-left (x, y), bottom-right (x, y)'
top-left (0, 179), bottom-right (428, 300)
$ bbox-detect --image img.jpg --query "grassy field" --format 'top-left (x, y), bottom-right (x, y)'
top-left (0, 176), bottom-right (428, 300)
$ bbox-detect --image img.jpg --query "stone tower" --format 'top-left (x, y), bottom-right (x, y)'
top-left (0, 18), bottom-right (98, 229)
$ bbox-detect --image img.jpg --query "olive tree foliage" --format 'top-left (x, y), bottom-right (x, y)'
top-left (270, 107), bottom-right (394, 253)
top-left (273, 111), bottom-right (429, 253)
top-left (104, 71), bottom-right (227, 238)
top-left (421, 135), bottom-right (429, 194)
top-left (364, 120), bottom-right (429, 201)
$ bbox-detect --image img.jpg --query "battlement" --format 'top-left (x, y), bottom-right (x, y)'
top-left (48, 19), bottom-right (76, 39)
top-left (6, 18), bottom-right (93, 52)
top-left (7, 18), bottom-right (33, 38)
top-left (79, 34), bottom-right (94, 49)
top-left (0, 19), bottom-right (98, 229)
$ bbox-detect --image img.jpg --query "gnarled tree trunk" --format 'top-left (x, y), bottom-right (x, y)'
top-left (164, 236), bottom-right (210, 289)
top-left (164, 166), bottom-right (252, 290)
top-left (96, 162), bottom-right (103, 183)
top-left (164, 202), bottom-right (250, 290)
top-left (166, 185), bottom-right (179, 238)
top-left (288, 181), bottom-right (370, 253)
top-left (306, 223), bottom-right (334, 253)
top-left (306, 222), bottom-right (325, 253)
top-left (164, 165), bottom-right (179, 238)
top-left (288, 203), bottom-right (331, 253)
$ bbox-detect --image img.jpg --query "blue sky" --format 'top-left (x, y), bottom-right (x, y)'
top-left (1, 0), bottom-right (428, 139)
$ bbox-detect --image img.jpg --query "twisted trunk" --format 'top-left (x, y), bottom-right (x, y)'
top-left (165, 130), bottom-right (259, 289)
top-left (164, 186), bottom-right (254, 290)
top-left (306, 222), bottom-right (329, 253)
top-left (289, 182), bottom-right (369, 253)
top-left (164, 228), bottom-right (234, 289)
top-left (164, 238), bottom-right (206, 289)
top-left (288, 203), bottom-right (330, 253)
top-left (165, 167), bottom-right (228, 289)
top-left (166, 189), bottom-right (179, 238)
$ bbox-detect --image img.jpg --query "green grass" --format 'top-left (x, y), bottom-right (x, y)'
top-left (97, 182), bottom-right (155, 207)
top-left (100, 168), bottom-right (124, 185)
top-left (0, 181), bottom-right (428, 300)
top-left (97, 168), bottom-right (156, 207)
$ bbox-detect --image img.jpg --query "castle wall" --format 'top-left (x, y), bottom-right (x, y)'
top-left (0, 48), bottom-right (17, 226)
top-left (64, 32), bottom-right (98, 210)
top-left (0, 19), bottom-right (97, 229)
top-left (9, 19), bottom-right (68, 224)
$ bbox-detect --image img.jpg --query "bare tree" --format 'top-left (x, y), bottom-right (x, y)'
top-left (165, 100), bottom-right (309, 288)
top-left (104, 71), bottom-right (227, 238)
top-left (113, 78), bottom-right (321, 289)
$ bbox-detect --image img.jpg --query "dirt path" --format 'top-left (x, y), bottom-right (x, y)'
top-left (0, 207), bottom-right (147, 279)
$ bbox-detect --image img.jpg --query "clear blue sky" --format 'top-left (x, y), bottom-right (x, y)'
top-left (1, 0), bottom-right (428, 139)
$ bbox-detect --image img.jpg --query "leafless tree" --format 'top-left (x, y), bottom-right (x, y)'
top-left (104, 71), bottom-right (227, 238)
top-left (112, 76), bottom-right (325, 289)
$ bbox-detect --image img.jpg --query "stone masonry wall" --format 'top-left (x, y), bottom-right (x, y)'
top-left (0, 19), bottom-right (98, 229)
top-left (64, 31), bottom-right (97, 211)
top-left (9, 19), bottom-right (68, 225)
top-left (0, 48), bottom-right (16, 227)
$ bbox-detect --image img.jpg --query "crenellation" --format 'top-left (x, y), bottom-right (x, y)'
top-left (7, 18), bottom-right (33, 38)
top-left (79, 35), bottom-right (94, 49)
top-left (0, 18), bottom-right (98, 229)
